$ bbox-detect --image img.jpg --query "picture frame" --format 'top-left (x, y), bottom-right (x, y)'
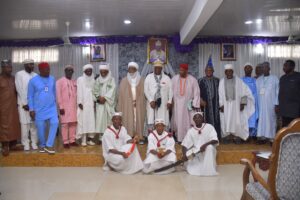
top-left (148, 38), bottom-right (168, 64)
top-left (90, 44), bottom-right (106, 62)
top-left (220, 43), bottom-right (236, 61)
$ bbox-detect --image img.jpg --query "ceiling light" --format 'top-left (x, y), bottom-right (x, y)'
top-left (245, 20), bottom-right (253, 25)
top-left (85, 21), bottom-right (91, 29)
top-left (124, 19), bottom-right (131, 25)
top-left (256, 19), bottom-right (263, 24)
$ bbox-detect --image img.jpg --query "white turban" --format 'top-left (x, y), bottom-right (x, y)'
top-left (112, 112), bottom-right (122, 117)
top-left (99, 64), bottom-right (110, 71)
top-left (244, 62), bottom-right (253, 67)
top-left (155, 40), bottom-right (162, 47)
top-left (155, 118), bottom-right (165, 125)
top-left (22, 59), bottom-right (34, 64)
top-left (224, 64), bottom-right (234, 70)
top-left (128, 62), bottom-right (139, 70)
top-left (83, 64), bottom-right (93, 71)
top-left (192, 112), bottom-right (203, 118)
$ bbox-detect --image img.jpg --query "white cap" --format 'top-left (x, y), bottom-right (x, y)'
top-left (224, 64), bottom-right (234, 70)
top-left (112, 112), bottom-right (122, 117)
top-left (155, 40), bottom-right (162, 47)
top-left (99, 64), bottom-right (110, 71)
top-left (83, 64), bottom-right (93, 71)
top-left (128, 62), bottom-right (139, 70)
top-left (155, 118), bottom-right (165, 125)
top-left (192, 112), bottom-right (203, 118)
top-left (244, 62), bottom-right (253, 67)
top-left (22, 59), bottom-right (34, 65)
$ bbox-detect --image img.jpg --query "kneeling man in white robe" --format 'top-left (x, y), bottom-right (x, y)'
top-left (143, 119), bottom-right (176, 174)
top-left (182, 112), bottom-right (219, 176)
top-left (102, 112), bottom-right (143, 174)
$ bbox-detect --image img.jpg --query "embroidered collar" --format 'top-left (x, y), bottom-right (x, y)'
top-left (108, 126), bottom-right (122, 139)
top-left (151, 131), bottom-right (171, 147)
top-left (193, 123), bottom-right (206, 134)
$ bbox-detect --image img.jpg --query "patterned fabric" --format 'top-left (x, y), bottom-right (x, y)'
top-left (276, 133), bottom-right (300, 200)
top-left (246, 182), bottom-right (270, 200)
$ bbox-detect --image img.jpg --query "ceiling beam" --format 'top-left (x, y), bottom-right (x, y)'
top-left (180, 0), bottom-right (223, 45)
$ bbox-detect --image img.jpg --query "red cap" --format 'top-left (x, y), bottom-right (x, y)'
top-left (38, 62), bottom-right (50, 69)
top-left (180, 63), bottom-right (188, 71)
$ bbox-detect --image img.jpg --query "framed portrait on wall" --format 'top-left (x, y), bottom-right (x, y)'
top-left (90, 44), bottom-right (106, 62)
top-left (220, 43), bottom-right (236, 61)
top-left (148, 38), bottom-right (168, 64)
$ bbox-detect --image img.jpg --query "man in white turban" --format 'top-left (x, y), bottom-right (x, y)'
top-left (93, 64), bottom-right (116, 142)
top-left (117, 62), bottom-right (146, 143)
top-left (77, 64), bottom-right (96, 146)
top-left (218, 64), bottom-right (255, 143)
top-left (15, 59), bottom-right (38, 151)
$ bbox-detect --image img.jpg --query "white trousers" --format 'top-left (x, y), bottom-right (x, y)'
top-left (21, 123), bottom-right (38, 148)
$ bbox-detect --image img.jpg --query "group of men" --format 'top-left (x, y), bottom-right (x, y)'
top-left (0, 57), bottom-right (299, 175)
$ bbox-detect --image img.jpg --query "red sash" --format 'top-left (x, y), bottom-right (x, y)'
top-left (108, 126), bottom-right (122, 139)
top-left (151, 131), bottom-right (172, 147)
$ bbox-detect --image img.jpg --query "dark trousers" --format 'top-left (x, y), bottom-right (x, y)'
top-left (282, 117), bottom-right (295, 127)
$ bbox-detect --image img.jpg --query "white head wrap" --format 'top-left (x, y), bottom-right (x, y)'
top-left (155, 118), bottom-right (166, 125)
top-left (99, 64), bottom-right (110, 71)
top-left (128, 62), bottom-right (139, 70)
top-left (22, 59), bottom-right (34, 65)
top-left (83, 64), bottom-right (93, 71)
top-left (224, 64), bottom-right (234, 70)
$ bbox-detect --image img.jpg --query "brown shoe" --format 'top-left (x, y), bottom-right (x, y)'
top-left (10, 144), bottom-right (24, 151)
top-left (70, 142), bottom-right (79, 147)
top-left (63, 144), bottom-right (70, 149)
top-left (2, 144), bottom-right (9, 157)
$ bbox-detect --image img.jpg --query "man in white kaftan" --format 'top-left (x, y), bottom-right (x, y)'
top-left (144, 60), bottom-right (172, 129)
top-left (15, 59), bottom-right (38, 151)
top-left (77, 64), bottom-right (96, 146)
top-left (143, 119), bottom-right (176, 174)
top-left (256, 62), bottom-right (279, 141)
top-left (93, 64), bottom-right (116, 141)
top-left (182, 112), bottom-right (219, 176)
top-left (102, 112), bottom-right (143, 174)
top-left (218, 64), bottom-right (255, 142)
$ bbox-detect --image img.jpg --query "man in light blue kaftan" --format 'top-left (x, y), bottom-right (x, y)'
top-left (242, 63), bottom-right (259, 138)
top-left (28, 62), bottom-right (59, 154)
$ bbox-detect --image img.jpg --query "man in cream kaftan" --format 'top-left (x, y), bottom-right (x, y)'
top-left (143, 119), bottom-right (176, 174)
top-left (102, 112), bottom-right (143, 174)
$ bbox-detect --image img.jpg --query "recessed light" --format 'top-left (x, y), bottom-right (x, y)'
top-left (256, 19), bottom-right (263, 24)
top-left (124, 19), bottom-right (131, 25)
top-left (245, 20), bottom-right (253, 25)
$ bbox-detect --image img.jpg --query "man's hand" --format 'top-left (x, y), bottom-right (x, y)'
top-left (182, 155), bottom-right (188, 161)
top-left (167, 103), bottom-right (172, 110)
top-left (59, 109), bottom-right (65, 115)
top-left (133, 100), bottom-right (136, 107)
top-left (200, 99), bottom-right (207, 107)
top-left (200, 144), bottom-right (207, 153)
top-left (133, 135), bottom-right (139, 143)
top-left (22, 105), bottom-right (29, 111)
top-left (122, 152), bottom-right (129, 159)
top-left (78, 104), bottom-right (83, 110)
top-left (150, 101), bottom-right (156, 109)
top-left (219, 106), bottom-right (224, 113)
top-left (157, 152), bottom-right (165, 159)
top-left (29, 111), bottom-right (35, 121)
top-left (98, 96), bottom-right (106, 104)
top-left (275, 105), bottom-right (279, 114)
top-left (240, 104), bottom-right (245, 111)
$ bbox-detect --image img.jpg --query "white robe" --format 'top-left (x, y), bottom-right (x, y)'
top-left (15, 70), bottom-right (37, 124)
top-left (76, 75), bottom-right (96, 137)
top-left (143, 130), bottom-right (176, 174)
top-left (219, 76), bottom-right (255, 140)
top-left (102, 125), bottom-right (144, 174)
top-left (256, 75), bottom-right (279, 139)
top-left (144, 73), bottom-right (172, 126)
top-left (182, 124), bottom-right (218, 176)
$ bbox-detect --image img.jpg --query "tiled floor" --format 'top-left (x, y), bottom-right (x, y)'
top-left (0, 164), bottom-right (268, 200)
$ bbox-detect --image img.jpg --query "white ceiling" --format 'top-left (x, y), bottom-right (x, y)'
top-left (0, 0), bottom-right (300, 40)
